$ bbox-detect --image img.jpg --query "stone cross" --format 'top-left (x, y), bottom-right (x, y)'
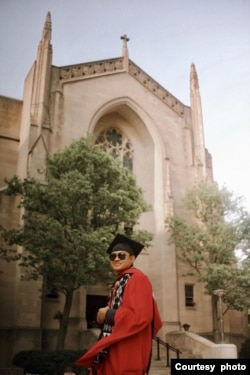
top-left (120, 34), bottom-right (130, 48)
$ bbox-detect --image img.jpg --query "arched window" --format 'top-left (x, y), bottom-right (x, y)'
top-left (96, 128), bottom-right (133, 171)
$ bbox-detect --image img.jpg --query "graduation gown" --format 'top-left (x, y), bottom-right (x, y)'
top-left (76, 267), bottom-right (162, 375)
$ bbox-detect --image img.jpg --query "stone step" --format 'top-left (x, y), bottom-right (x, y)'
top-left (149, 356), bottom-right (170, 374)
top-left (149, 364), bottom-right (170, 375)
top-left (149, 338), bottom-right (202, 373)
top-left (149, 340), bottom-right (171, 374)
top-left (149, 355), bottom-right (170, 374)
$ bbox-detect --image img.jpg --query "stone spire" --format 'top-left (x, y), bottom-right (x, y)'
top-left (30, 12), bottom-right (53, 130)
top-left (120, 34), bottom-right (129, 70)
top-left (42, 11), bottom-right (52, 43)
top-left (190, 62), bottom-right (199, 89)
top-left (190, 63), bottom-right (206, 177)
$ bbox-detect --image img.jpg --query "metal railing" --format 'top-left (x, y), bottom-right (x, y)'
top-left (154, 336), bottom-right (182, 367)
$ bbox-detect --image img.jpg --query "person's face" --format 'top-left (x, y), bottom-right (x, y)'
top-left (109, 251), bottom-right (135, 274)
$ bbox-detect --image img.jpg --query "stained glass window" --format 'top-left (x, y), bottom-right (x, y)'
top-left (96, 128), bottom-right (133, 171)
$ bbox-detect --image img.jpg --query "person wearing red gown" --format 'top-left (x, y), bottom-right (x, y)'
top-left (76, 234), bottom-right (162, 375)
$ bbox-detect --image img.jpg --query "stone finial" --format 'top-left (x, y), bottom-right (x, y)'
top-left (42, 11), bottom-right (52, 42)
top-left (190, 62), bottom-right (199, 89)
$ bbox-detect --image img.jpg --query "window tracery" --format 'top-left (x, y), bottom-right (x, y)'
top-left (96, 128), bottom-right (133, 171)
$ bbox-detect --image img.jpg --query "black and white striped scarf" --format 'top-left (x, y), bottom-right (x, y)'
top-left (91, 273), bottom-right (132, 374)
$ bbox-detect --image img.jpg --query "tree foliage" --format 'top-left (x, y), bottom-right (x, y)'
top-left (167, 181), bottom-right (250, 321)
top-left (0, 137), bottom-right (151, 349)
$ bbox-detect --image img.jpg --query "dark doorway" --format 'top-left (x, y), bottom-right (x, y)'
top-left (86, 294), bottom-right (108, 328)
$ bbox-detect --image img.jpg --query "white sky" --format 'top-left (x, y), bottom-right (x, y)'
top-left (0, 0), bottom-right (249, 210)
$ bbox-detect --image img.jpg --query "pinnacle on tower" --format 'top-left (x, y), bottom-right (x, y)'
top-left (190, 62), bottom-right (199, 90)
top-left (190, 63), bottom-right (206, 177)
top-left (42, 11), bottom-right (52, 42)
top-left (31, 12), bottom-right (53, 128)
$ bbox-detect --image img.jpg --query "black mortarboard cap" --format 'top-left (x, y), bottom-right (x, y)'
top-left (106, 234), bottom-right (144, 258)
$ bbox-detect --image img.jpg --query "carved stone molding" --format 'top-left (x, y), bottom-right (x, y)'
top-left (129, 61), bottom-right (184, 116)
top-left (59, 57), bottom-right (184, 116)
top-left (59, 58), bottom-right (124, 81)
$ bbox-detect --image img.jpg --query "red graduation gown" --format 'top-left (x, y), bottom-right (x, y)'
top-left (76, 267), bottom-right (162, 375)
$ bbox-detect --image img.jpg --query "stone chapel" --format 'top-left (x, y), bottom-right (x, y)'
top-left (0, 13), bottom-right (247, 365)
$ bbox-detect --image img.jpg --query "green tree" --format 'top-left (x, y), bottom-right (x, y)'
top-left (167, 181), bottom-right (250, 341)
top-left (0, 137), bottom-right (151, 349)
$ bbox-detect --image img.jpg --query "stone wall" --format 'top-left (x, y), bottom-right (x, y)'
top-left (166, 331), bottom-right (238, 359)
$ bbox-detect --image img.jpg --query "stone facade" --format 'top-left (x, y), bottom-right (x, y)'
top-left (0, 13), bottom-right (247, 365)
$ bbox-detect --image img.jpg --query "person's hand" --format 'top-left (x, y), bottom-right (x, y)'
top-left (96, 306), bottom-right (109, 324)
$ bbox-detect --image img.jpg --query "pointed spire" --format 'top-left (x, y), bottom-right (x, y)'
top-left (190, 63), bottom-right (206, 178)
top-left (42, 11), bottom-right (52, 42)
top-left (31, 12), bottom-right (52, 129)
top-left (190, 63), bottom-right (199, 90)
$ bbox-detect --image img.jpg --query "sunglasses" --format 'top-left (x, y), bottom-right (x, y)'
top-left (109, 252), bottom-right (128, 261)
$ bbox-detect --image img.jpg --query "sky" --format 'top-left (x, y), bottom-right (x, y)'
top-left (0, 0), bottom-right (250, 210)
